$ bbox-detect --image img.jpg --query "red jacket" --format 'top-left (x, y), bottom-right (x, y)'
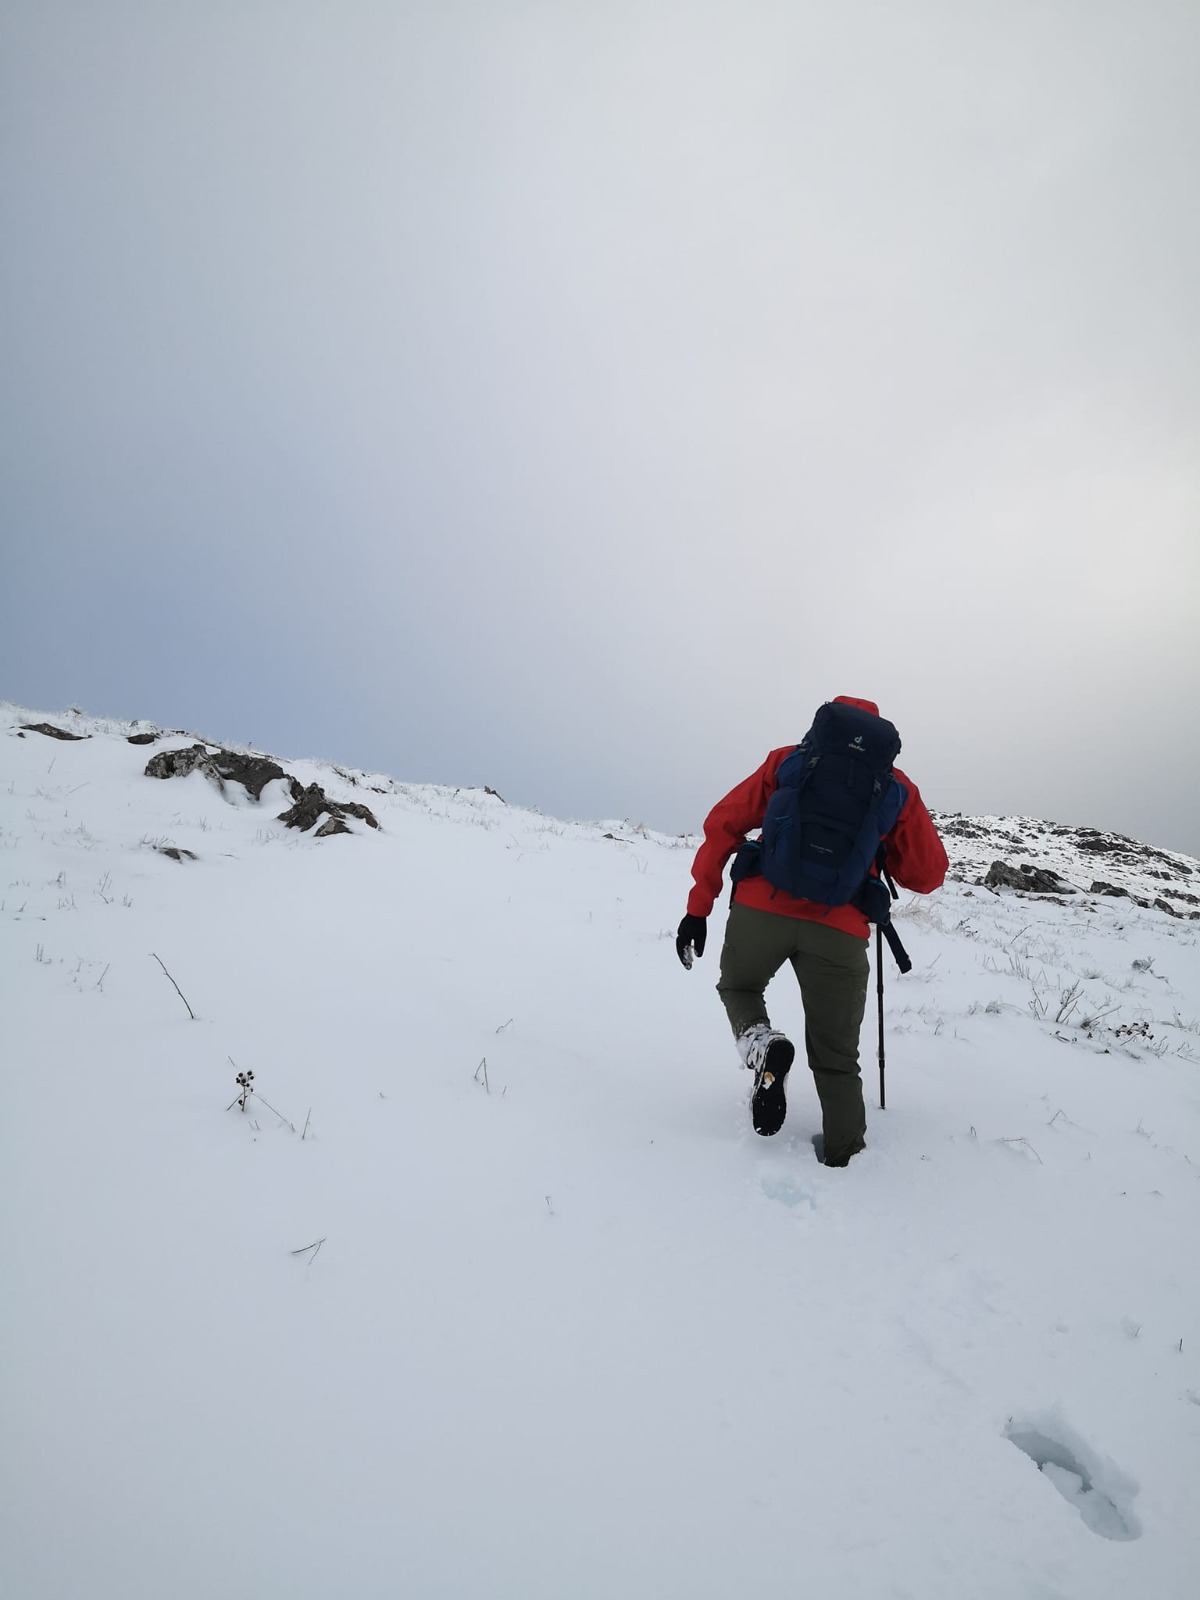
top-left (686, 697), bottom-right (949, 939)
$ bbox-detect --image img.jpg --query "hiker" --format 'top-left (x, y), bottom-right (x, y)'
top-left (676, 696), bottom-right (947, 1164)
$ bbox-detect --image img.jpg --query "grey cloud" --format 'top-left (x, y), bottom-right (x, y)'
top-left (2, 1), bottom-right (1197, 855)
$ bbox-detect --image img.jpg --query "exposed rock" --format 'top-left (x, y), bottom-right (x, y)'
top-left (331, 765), bottom-right (391, 796)
top-left (145, 745), bottom-right (209, 782)
top-left (981, 863), bottom-right (1026, 890)
top-left (936, 815), bottom-right (986, 839)
top-left (278, 781), bottom-right (379, 835)
top-left (1151, 898), bottom-right (1197, 920)
top-left (314, 815), bottom-right (351, 838)
top-left (982, 861), bottom-right (1077, 895)
top-left (144, 742), bottom-right (379, 837)
top-left (1072, 829), bottom-right (1192, 876)
top-left (127, 732), bottom-right (159, 746)
top-left (1088, 885), bottom-right (1199, 920)
top-left (19, 722), bottom-right (89, 741)
top-left (145, 744), bottom-right (290, 801)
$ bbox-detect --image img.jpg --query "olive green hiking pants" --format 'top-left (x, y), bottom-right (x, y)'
top-left (717, 903), bottom-right (870, 1162)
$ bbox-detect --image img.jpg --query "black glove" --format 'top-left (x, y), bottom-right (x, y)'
top-left (676, 914), bottom-right (708, 970)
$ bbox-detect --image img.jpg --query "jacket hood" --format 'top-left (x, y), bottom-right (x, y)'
top-left (833, 694), bottom-right (880, 717)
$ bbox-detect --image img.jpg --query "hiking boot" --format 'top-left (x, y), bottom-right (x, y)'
top-left (736, 1023), bottom-right (787, 1072)
top-left (748, 1036), bottom-right (795, 1137)
top-left (812, 1133), bottom-right (866, 1167)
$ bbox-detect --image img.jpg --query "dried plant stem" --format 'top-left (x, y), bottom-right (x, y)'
top-left (254, 1094), bottom-right (294, 1130)
top-left (999, 1135), bottom-right (1044, 1165)
top-left (151, 952), bottom-right (195, 1019)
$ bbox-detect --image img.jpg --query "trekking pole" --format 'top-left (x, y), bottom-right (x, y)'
top-left (877, 925), bottom-right (886, 1109)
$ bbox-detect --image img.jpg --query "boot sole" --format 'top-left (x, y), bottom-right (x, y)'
top-left (751, 1039), bottom-right (795, 1136)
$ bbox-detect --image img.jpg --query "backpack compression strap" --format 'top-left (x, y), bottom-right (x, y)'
top-left (875, 847), bottom-right (912, 973)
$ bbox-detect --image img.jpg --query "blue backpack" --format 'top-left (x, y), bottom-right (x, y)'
top-left (758, 701), bottom-right (908, 910)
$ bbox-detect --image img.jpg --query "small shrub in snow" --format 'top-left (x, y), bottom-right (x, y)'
top-left (226, 1060), bottom-right (295, 1128)
top-left (1114, 1020), bottom-right (1153, 1043)
top-left (1055, 983), bottom-right (1083, 1025)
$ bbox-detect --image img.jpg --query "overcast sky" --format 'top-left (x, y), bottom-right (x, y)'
top-left (3, 1), bottom-right (1198, 857)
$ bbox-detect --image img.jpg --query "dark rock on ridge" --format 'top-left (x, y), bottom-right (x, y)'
top-left (277, 782), bottom-right (379, 835)
top-left (145, 744), bottom-right (290, 801)
top-left (983, 861), bottom-right (1076, 895)
top-left (19, 723), bottom-right (89, 741)
top-left (145, 745), bottom-right (379, 836)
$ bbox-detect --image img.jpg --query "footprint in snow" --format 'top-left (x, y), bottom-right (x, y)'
top-left (1005, 1415), bottom-right (1141, 1541)
top-left (759, 1169), bottom-right (815, 1210)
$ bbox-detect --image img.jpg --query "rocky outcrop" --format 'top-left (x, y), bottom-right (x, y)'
top-left (977, 860), bottom-right (1199, 918)
top-left (277, 782), bottom-right (380, 835)
top-left (145, 746), bottom-right (379, 836)
top-left (19, 723), bottom-right (89, 741)
top-left (983, 861), bottom-right (1076, 895)
top-left (935, 810), bottom-right (1198, 921)
top-left (145, 744), bottom-right (291, 801)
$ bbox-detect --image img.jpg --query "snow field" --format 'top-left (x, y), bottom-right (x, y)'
top-left (2, 708), bottom-right (1198, 1598)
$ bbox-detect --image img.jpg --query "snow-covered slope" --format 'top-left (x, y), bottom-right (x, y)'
top-left (2, 705), bottom-right (1198, 1600)
top-left (934, 810), bottom-right (1200, 912)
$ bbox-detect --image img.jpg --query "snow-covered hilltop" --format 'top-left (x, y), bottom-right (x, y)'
top-left (2, 704), bottom-right (1197, 1600)
top-left (10, 703), bottom-right (1197, 906)
top-left (934, 809), bottom-right (1200, 914)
